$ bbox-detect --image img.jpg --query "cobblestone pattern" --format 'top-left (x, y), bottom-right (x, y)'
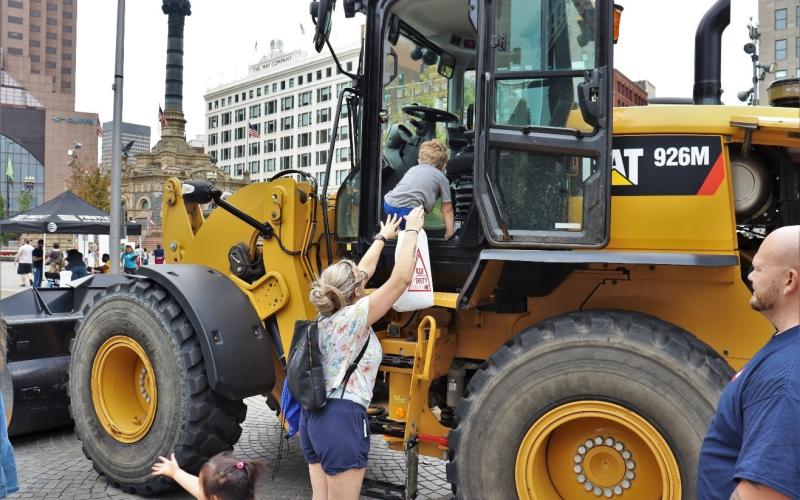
top-left (9, 397), bottom-right (452, 499)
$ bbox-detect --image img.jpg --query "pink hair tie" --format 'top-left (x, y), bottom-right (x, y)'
top-left (235, 461), bottom-right (245, 470)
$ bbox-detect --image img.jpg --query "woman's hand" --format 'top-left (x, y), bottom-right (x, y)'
top-left (379, 214), bottom-right (402, 240)
top-left (151, 453), bottom-right (180, 478)
top-left (404, 206), bottom-right (425, 232)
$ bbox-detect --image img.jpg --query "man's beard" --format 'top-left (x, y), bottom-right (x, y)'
top-left (750, 282), bottom-right (779, 312)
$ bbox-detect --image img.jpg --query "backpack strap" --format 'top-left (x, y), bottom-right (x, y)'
top-left (332, 335), bottom-right (371, 399)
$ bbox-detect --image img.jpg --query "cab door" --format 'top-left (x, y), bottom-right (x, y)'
top-left (475, 0), bottom-right (614, 247)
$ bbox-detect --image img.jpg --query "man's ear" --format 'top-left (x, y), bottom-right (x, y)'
top-left (784, 268), bottom-right (799, 295)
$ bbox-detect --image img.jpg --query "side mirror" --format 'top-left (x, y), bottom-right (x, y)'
top-left (384, 46), bottom-right (398, 85)
top-left (310, 0), bottom-right (335, 53)
top-left (438, 52), bottom-right (456, 79)
top-left (387, 14), bottom-right (400, 46)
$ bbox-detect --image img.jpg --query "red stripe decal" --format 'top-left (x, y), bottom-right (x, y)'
top-left (697, 153), bottom-right (725, 195)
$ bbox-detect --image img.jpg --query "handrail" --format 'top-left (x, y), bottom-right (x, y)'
top-left (415, 315), bottom-right (437, 382)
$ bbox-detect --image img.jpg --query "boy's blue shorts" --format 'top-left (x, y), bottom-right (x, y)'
top-left (299, 399), bottom-right (370, 475)
top-left (383, 201), bottom-right (413, 229)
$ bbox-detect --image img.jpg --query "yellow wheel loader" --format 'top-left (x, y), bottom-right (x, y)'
top-left (2, 0), bottom-right (798, 497)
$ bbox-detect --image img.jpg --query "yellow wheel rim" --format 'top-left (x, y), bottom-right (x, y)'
top-left (91, 335), bottom-right (157, 443)
top-left (515, 401), bottom-right (680, 499)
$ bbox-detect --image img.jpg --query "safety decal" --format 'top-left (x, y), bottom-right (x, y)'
top-left (610, 135), bottom-right (724, 196)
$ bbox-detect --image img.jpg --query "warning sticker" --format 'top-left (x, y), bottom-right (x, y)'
top-left (407, 248), bottom-right (432, 292)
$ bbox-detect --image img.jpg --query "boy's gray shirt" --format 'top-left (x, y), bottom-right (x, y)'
top-left (384, 163), bottom-right (451, 213)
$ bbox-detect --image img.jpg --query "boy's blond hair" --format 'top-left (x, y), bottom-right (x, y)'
top-left (418, 139), bottom-right (449, 170)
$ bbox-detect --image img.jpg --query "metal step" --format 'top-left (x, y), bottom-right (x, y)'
top-left (361, 478), bottom-right (405, 500)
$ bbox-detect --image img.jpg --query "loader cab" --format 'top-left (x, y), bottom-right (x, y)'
top-left (331, 0), bottom-right (617, 285)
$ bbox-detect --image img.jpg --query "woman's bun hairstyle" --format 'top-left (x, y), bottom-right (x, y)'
top-left (309, 260), bottom-right (360, 316)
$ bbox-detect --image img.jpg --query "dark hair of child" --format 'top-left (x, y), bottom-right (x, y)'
top-left (199, 452), bottom-right (266, 500)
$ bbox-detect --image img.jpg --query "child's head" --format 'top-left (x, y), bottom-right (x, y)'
top-left (418, 139), bottom-right (449, 170)
top-left (102, 253), bottom-right (110, 263)
top-left (199, 452), bottom-right (266, 500)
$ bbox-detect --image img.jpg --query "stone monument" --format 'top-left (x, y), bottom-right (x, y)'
top-left (121, 0), bottom-right (246, 242)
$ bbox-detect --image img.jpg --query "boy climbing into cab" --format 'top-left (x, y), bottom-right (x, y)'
top-left (383, 139), bottom-right (455, 240)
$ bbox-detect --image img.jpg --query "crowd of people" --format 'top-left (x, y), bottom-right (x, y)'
top-left (13, 240), bottom-right (167, 287)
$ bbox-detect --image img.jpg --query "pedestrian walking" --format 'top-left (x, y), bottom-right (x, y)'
top-left (121, 245), bottom-right (138, 275)
top-left (152, 452), bottom-right (266, 500)
top-left (13, 240), bottom-right (33, 287)
top-left (0, 319), bottom-right (19, 498)
top-left (46, 242), bottom-right (63, 272)
top-left (299, 209), bottom-right (422, 500)
top-left (31, 239), bottom-right (44, 288)
top-left (697, 225), bottom-right (800, 499)
top-left (143, 248), bottom-right (150, 266)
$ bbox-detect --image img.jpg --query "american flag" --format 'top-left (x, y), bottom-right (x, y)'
top-left (248, 122), bottom-right (260, 138)
top-left (95, 119), bottom-right (103, 137)
top-left (158, 106), bottom-right (167, 127)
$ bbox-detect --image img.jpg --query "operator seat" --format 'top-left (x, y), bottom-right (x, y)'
top-left (381, 123), bottom-right (423, 196)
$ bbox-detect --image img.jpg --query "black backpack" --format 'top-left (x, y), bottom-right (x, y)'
top-left (286, 319), bottom-right (370, 411)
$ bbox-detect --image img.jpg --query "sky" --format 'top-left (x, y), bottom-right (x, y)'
top-left (75, 0), bottom-right (760, 148)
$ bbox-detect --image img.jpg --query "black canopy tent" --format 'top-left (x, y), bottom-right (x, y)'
top-left (0, 191), bottom-right (141, 235)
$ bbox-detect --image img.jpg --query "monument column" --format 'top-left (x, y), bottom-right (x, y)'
top-left (161, 0), bottom-right (191, 139)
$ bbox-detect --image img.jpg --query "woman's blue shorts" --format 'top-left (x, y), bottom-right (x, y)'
top-left (299, 399), bottom-right (370, 475)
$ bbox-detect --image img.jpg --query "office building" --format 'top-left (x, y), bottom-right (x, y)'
top-left (757, 0), bottom-right (800, 97)
top-left (1, 0), bottom-right (98, 212)
top-left (204, 42), bottom-right (360, 192)
top-left (101, 121), bottom-right (151, 167)
top-left (613, 70), bottom-right (650, 107)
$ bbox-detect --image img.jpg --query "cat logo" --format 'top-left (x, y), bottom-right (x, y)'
top-left (611, 148), bottom-right (644, 186)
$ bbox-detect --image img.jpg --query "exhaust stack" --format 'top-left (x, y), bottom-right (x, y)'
top-left (693, 0), bottom-right (730, 105)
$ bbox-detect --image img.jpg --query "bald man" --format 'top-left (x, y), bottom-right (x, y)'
top-left (698, 225), bottom-right (800, 500)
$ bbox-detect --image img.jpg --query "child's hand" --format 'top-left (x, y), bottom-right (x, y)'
top-left (152, 453), bottom-right (180, 478)
top-left (379, 214), bottom-right (402, 240)
top-left (404, 206), bottom-right (425, 232)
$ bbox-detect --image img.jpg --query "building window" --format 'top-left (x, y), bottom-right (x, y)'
top-left (221, 112), bottom-right (231, 125)
top-left (256, 87), bottom-right (261, 97)
top-left (280, 135), bottom-right (294, 150)
top-left (250, 160), bottom-right (260, 174)
top-left (215, 100), bottom-right (219, 109)
top-left (316, 129), bottom-right (330, 144)
top-left (221, 130), bottom-right (231, 143)
top-left (776, 8), bottom-right (787, 30)
top-left (46, 61), bottom-right (56, 68)
top-left (61, 53), bottom-right (71, 60)
top-left (208, 102), bottom-right (213, 111)
top-left (46, 17), bottom-right (57, 25)
top-left (774, 69), bottom-right (788, 79)
top-left (208, 116), bottom-right (218, 129)
top-left (298, 112), bottom-right (312, 127)
top-left (235, 145), bottom-right (245, 158)
top-left (249, 142), bottom-right (260, 155)
top-left (8, 15), bottom-right (23, 24)
top-left (235, 94), bottom-right (239, 103)
top-left (316, 150), bottom-right (328, 166)
top-left (326, 67), bottom-right (332, 77)
top-left (297, 153), bottom-right (311, 168)
top-left (249, 90), bottom-right (253, 99)
top-left (227, 96), bottom-right (232, 105)
top-left (47, 32), bottom-right (57, 39)
top-left (235, 163), bottom-right (244, 176)
top-left (208, 133), bottom-right (218, 146)
top-left (62, 25), bottom-right (72, 33)
top-left (289, 77), bottom-right (294, 88)
top-left (63, 11), bottom-right (72, 19)
top-left (298, 132), bottom-right (312, 147)
top-left (265, 139), bottom-right (276, 153)
top-left (336, 147), bottom-right (350, 162)
top-left (46, 2), bottom-right (57, 10)
top-left (241, 92), bottom-right (246, 101)
top-left (346, 61), bottom-right (353, 72)
top-left (60, 80), bottom-right (70, 89)
top-left (266, 158), bottom-right (276, 172)
top-left (235, 127), bottom-right (245, 140)
top-left (8, 31), bottom-right (22, 40)
top-left (298, 75), bottom-right (303, 85)
top-left (317, 86), bottom-right (331, 102)
top-left (249, 104), bottom-right (261, 118)
top-left (281, 116), bottom-right (294, 131)
top-left (337, 82), bottom-right (348, 95)
top-left (223, 166), bottom-right (230, 174)
top-left (280, 155), bottom-right (293, 170)
top-left (335, 169), bottom-right (348, 185)
top-left (281, 96), bottom-right (294, 111)
top-left (31, 10), bottom-right (41, 17)
top-left (272, 83), bottom-right (277, 92)
top-left (221, 148), bottom-right (231, 160)
top-left (30, 24), bottom-right (40, 32)
top-left (209, 150), bottom-right (217, 162)
top-left (235, 108), bottom-right (246, 122)
top-left (317, 69), bottom-right (322, 80)
top-left (30, 55), bottom-right (40, 62)
top-left (316, 108), bottom-right (331, 123)
top-left (7, 48), bottom-right (23, 56)
top-left (61, 66), bottom-right (71, 74)
top-left (307, 72), bottom-right (313, 82)
top-left (776, 39), bottom-right (787, 60)
top-left (8, 0), bottom-right (23, 7)
top-left (266, 100), bottom-right (277, 114)
top-left (30, 39), bottom-right (41, 47)
top-left (266, 120), bottom-right (277, 134)
top-left (337, 125), bottom-right (349, 141)
top-left (315, 172), bottom-right (326, 186)
top-left (299, 91), bottom-right (312, 107)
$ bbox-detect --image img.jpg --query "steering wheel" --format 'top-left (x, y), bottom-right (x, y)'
top-left (402, 104), bottom-right (459, 124)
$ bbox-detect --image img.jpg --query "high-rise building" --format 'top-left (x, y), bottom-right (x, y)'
top-left (0, 0), bottom-right (98, 212)
top-left (757, 0), bottom-right (800, 98)
top-left (612, 70), bottom-right (651, 107)
top-left (203, 43), bottom-right (360, 192)
top-left (100, 122), bottom-right (151, 167)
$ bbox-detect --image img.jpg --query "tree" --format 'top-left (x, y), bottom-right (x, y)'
top-left (18, 190), bottom-right (33, 213)
top-left (66, 159), bottom-right (111, 212)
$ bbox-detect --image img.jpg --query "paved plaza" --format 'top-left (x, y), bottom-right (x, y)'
top-left (1, 261), bottom-right (452, 499)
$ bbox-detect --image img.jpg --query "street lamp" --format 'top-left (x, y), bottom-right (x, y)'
top-left (23, 176), bottom-right (35, 192)
top-left (742, 20), bottom-right (777, 105)
top-left (205, 170), bottom-right (218, 182)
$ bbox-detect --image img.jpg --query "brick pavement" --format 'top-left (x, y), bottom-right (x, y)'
top-left (9, 397), bottom-right (453, 499)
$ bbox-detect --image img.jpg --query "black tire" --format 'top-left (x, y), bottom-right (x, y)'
top-left (447, 310), bottom-right (733, 500)
top-left (69, 279), bottom-right (246, 495)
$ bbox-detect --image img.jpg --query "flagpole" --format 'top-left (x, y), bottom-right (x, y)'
top-left (109, 0), bottom-right (125, 274)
